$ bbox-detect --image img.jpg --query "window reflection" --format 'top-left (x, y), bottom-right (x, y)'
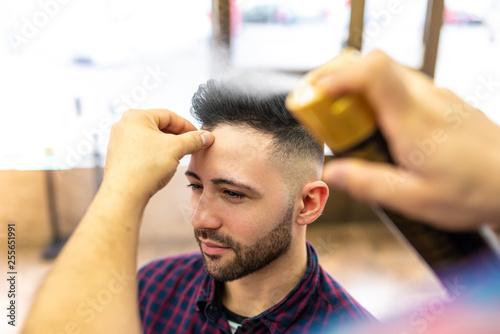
top-left (361, 0), bottom-right (427, 69)
top-left (435, 0), bottom-right (500, 124)
top-left (232, 0), bottom-right (351, 71)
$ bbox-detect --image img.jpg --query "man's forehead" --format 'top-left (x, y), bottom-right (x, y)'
top-left (189, 124), bottom-right (279, 181)
top-left (205, 124), bottom-right (272, 158)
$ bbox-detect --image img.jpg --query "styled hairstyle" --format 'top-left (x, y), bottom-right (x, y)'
top-left (190, 74), bottom-right (324, 193)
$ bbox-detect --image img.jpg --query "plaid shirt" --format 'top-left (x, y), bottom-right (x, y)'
top-left (138, 242), bottom-right (375, 333)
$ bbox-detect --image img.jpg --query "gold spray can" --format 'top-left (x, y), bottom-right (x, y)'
top-left (285, 48), bottom-right (390, 162)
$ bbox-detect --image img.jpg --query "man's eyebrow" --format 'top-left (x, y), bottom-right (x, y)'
top-left (211, 178), bottom-right (259, 194)
top-left (185, 170), bottom-right (201, 181)
top-left (185, 170), bottom-right (260, 195)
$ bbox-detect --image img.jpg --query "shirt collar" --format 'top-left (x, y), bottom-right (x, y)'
top-left (195, 241), bottom-right (321, 331)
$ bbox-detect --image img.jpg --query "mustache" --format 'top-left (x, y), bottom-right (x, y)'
top-left (194, 229), bottom-right (236, 249)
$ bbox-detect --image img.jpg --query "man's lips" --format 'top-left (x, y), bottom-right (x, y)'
top-left (199, 239), bottom-right (231, 255)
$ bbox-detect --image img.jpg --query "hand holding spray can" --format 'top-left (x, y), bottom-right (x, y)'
top-left (286, 48), bottom-right (500, 295)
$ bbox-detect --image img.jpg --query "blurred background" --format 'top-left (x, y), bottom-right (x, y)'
top-left (1, 0), bottom-right (500, 332)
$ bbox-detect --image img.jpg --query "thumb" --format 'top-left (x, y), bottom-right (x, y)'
top-left (322, 158), bottom-right (416, 209)
top-left (173, 130), bottom-right (214, 158)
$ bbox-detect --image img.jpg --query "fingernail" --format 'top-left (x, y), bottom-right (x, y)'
top-left (200, 131), bottom-right (213, 147)
top-left (322, 164), bottom-right (346, 190)
top-left (316, 76), bottom-right (335, 90)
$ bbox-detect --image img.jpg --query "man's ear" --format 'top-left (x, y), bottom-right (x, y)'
top-left (296, 181), bottom-right (329, 226)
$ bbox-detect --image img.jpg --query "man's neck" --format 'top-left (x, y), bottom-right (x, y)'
top-left (221, 239), bottom-right (308, 318)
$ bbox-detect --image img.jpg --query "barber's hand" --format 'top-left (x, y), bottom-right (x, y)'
top-left (316, 50), bottom-right (500, 230)
top-left (103, 109), bottom-right (214, 203)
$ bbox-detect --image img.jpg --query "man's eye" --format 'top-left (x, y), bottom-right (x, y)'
top-left (187, 183), bottom-right (202, 190)
top-left (224, 190), bottom-right (245, 200)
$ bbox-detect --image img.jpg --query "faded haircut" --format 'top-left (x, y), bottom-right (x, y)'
top-left (190, 74), bottom-right (324, 194)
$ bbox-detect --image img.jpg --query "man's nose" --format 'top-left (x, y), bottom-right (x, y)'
top-left (190, 192), bottom-right (222, 230)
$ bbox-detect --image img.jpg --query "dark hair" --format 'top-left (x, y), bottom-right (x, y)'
top-left (190, 75), bottom-right (324, 185)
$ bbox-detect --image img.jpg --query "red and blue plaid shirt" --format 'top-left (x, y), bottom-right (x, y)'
top-left (138, 242), bottom-right (375, 333)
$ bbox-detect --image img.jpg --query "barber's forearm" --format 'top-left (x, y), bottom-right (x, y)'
top-left (23, 182), bottom-right (146, 334)
top-left (23, 109), bottom-right (213, 333)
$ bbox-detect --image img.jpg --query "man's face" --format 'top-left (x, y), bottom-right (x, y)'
top-left (186, 125), bottom-right (297, 282)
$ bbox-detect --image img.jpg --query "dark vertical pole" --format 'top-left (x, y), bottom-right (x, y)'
top-left (348, 0), bottom-right (366, 51)
top-left (45, 169), bottom-right (60, 242)
top-left (93, 134), bottom-right (103, 194)
top-left (421, 0), bottom-right (444, 78)
top-left (43, 168), bottom-right (66, 259)
top-left (211, 0), bottom-right (231, 75)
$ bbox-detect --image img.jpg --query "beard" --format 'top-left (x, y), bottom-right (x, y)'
top-left (194, 203), bottom-right (294, 282)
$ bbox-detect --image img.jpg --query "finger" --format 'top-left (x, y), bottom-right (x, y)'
top-left (316, 50), bottom-right (412, 115)
top-left (322, 158), bottom-right (424, 211)
top-left (144, 109), bottom-right (198, 134)
top-left (315, 50), bottom-right (389, 96)
top-left (305, 47), bottom-right (361, 83)
top-left (171, 130), bottom-right (214, 159)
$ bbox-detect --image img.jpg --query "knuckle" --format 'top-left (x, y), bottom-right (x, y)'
top-left (434, 87), bottom-right (455, 98)
top-left (110, 121), bottom-right (123, 135)
top-left (121, 109), bottom-right (133, 118)
top-left (177, 133), bottom-right (200, 156)
top-left (122, 109), bottom-right (140, 120)
top-left (366, 50), bottom-right (392, 73)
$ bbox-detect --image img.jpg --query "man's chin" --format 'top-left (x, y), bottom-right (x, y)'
top-left (203, 252), bottom-right (222, 260)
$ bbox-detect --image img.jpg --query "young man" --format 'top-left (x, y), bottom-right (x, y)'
top-left (137, 77), bottom-right (374, 333)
